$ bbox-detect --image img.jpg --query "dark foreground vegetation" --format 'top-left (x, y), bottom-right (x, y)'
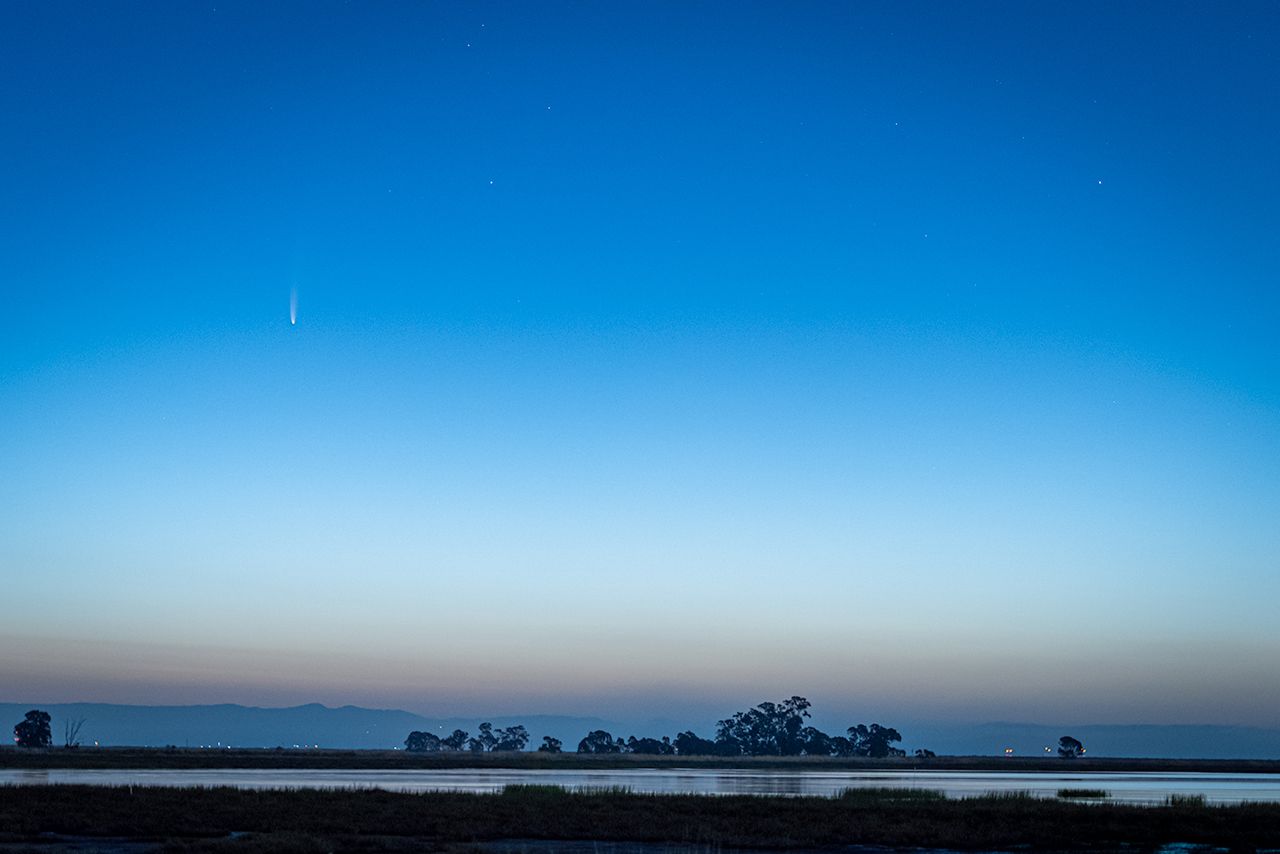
top-left (2, 784), bottom-right (1278, 852)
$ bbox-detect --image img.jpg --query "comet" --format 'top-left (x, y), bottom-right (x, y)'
top-left (290, 286), bottom-right (298, 325)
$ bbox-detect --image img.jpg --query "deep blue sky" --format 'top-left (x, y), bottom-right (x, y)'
top-left (2, 1), bottom-right (1278, 727)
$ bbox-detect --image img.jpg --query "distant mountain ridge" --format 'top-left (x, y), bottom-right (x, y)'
top-left (4, 702), bottom-right (1278, 758)
top-left (906, 720), bottom-right (1280, 760)
top-left (0, 702), bottom-right (669, 751)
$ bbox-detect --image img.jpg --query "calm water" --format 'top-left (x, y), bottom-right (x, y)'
top-left (3, 767), bottom-right (1278, 804)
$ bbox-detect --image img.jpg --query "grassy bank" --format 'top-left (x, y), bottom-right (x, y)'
top-left (2, 746), bottom-right (1279, 773)
top-left (1, 784), bottom-right (1278, 851)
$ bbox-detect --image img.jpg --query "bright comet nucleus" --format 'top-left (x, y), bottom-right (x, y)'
top-left (289, 286), bottom-right (298, 325)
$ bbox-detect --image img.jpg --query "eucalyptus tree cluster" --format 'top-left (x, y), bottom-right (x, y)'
top-left (715, 696), bottom-right (814, 755)
top-left (574, 730), bottom-right (675, 754)
top-left (404, 722), bottom-right (529, 752)
top-left (707, 697), bottom-right (904, 757)
top-left (573, 697), bottom-right (907, 758)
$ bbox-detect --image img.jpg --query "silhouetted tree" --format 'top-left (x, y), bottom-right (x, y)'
top-left (63, 718), bottom-right (86, 749)
top-left (828, 735), bottom-right (856, 757)
top-left (13, 710), bottom-right (52, 748)
top-left (673, 731), bottom-right (719, 755)
top-left (914, 748), bottom-right (936, 758)
top-left (577, 729), bottom-right (623, 753)
top-left (492, 725), bottom-right (529, 751)
top-left (1058, 735), bottom-right (1084, 758)
top-left (464, 723), bottom-right (528, 752)
top-left (800, 726), bottom-right (832, 756)
top-left (441, 729), bottom-right (469, 751)
top-left (847, 724), bottom-right (904, 757)
top-left (469, 722), bottom-right (498, 752)
top-left (404, 731), bottom-right (443, 752)
top-left (626, 735), bottom-right (674, 755)
top-left (716, 696), bottom-right (812, 755)
top-left (537, 736), bottom-right (563, 753)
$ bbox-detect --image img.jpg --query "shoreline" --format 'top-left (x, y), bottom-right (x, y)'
top-left (3, 746), bottom-right (1279, 773)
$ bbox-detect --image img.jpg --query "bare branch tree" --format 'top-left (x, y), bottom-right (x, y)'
top-left (63, 718), bottom-right (86, 749)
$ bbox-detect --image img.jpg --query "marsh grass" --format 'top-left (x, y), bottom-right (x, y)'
top-left (836, 786), bottom-right (946, 802)
top-left (961, 789), bottom-right (1038, 801)
top-left (500, 784), bottom-right (573, 796)
top-left (571, 785), bottom-right (636, 796)
top-left (1056, 788), bottom-right (1110, 799)
top-left (0, 783), bottom-right (1276, 850)
top-left (1166, 793), bottom-right (1208, 807)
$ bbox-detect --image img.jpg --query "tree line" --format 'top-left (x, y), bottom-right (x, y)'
top-left (404, 721), bottom-right (530, 753)
top-left (405, 696), bottom-right (911, 757)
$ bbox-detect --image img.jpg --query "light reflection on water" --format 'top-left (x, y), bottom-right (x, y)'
top-left (3, 768), bottom-right (1279, 804)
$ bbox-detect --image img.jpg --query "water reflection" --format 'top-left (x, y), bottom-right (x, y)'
top-left (0, 768), bottom-right (1277, 804)
top-left (11, 769), bottom-right (51, 786)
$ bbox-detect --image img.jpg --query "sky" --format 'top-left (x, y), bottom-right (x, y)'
top-left (2, 1), bottom-right (1278, 729)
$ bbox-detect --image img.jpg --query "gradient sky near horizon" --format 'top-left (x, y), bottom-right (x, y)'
top-left (2, 1), bottom-right (1278, 728)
